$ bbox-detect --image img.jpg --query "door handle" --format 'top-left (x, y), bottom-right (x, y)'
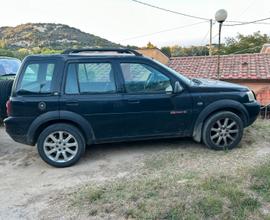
top-left (66, 100), bottom-right (79, 106)
top-left (127, 99), bottom-right (140, 104)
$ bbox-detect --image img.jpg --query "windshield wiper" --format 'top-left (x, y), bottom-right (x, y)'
top-left (17, 89), bottom-right (51, 95)
top-left (1, 73), bottom-right (16, 76)
top-left (16, 89), bottom-right (39, 95)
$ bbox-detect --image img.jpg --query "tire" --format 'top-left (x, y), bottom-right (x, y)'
top-left (37, 123), bottom-right (86, 168)
top-left (0, 80), bottom-right (14, 119)
top-left (202, 111), bottom-right (244, 150)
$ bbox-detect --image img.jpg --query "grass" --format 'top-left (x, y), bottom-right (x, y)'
top-left (67, 120), bottom-right (270, 219)
top-left (202, 176), bottom-right (261, 219)
top-left (250, 161), bottom-right (270, 202)
top-left (72, 174), bottom-right (212, 219)
top-left (241, 119), bottom-right (270, 147)
top-left (70, 172), bottom-right (264, 219)
top-left (196, 196), bottom-right (223, 217)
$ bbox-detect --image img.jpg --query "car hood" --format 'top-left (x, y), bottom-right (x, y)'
top-left (190, 78), bottom-right (249, 92)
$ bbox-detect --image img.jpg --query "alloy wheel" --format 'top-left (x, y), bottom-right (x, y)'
top-left (210, 117), bottom-right (239, 148)
top-left (43, 131), bottom-right (79, 163)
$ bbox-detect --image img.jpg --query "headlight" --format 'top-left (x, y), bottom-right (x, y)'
top-left (246, 90), bottom-right (255, 102)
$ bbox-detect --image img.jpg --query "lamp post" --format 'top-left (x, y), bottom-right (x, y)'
top-left (215, 9), bottom-right (228, 80)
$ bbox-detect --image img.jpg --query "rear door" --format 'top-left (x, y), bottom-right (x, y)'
top-left (60, 59), bottom-right (125, 140)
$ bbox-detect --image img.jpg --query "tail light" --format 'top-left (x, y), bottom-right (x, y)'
top-left (6, 100), bottom-right (11, 116)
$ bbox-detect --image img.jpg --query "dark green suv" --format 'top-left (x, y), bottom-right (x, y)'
top-left (4, 49), bottom-right (261, 167)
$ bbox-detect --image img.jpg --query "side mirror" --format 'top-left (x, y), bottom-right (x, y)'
top-left (174, 81), bottom-right (184, 93)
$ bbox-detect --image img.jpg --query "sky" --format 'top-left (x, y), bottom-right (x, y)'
top-left (0, 0), bottom-right (270, 47)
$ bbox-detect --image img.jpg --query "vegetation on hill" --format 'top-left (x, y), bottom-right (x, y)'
top-left (159, 31), bottom-right (270, 57)
top-left (0, 23), bottom-right (122, 50)
top-left (0, 23), bottom-right (124, 59)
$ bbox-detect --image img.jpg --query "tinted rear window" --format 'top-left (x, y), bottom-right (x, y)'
top-left (17, 62), bottom-right (55, 94)
top-left (65, 63), bottom-right (116, 94)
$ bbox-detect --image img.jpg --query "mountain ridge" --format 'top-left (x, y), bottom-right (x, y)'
top-left (0, 23), bottom-right (123, 50)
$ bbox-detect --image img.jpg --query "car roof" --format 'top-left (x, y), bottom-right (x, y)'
top-left (23, 48), bottom-right (155, 62)
top-left (23, 53), bottom-right (153, 62)
top-left (0, 56), bottom-right (21, 62)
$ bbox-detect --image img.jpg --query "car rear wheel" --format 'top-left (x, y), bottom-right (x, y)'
top-left (37, 123), bottom-right (85, 167)
top-left (202, 111), bottom-right (243, 150)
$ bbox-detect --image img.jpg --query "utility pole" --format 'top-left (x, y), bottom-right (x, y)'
top-left (217, 22), bottom-right (222, 79)
top-left (209, 19), bottom-right (213, 56)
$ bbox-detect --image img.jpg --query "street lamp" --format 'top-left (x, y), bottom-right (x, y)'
top-left (215, 9), bottom-right (228, 80)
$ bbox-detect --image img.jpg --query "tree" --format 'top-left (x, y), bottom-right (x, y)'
top-left (170, 45), bottom-right (185, 57)
top-left (0, 48), bottom-right (15, 57)
top-left (169, 45), bottom-right (209, 57)
top-left (146, 42), bottom-right (156, 49)
top-left (126, 45), bottom-right (138, 50)
top-left (16, 48), bottom-right (31, 59)
top-left (220, 31), bottom-right (270, 55)
top-left (160, 46), bottom-right (171, 57)
top-left (0, 40), bottom-right (7, 49)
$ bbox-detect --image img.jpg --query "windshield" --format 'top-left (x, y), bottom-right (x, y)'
top-left (152, 59), bottom-right (191, 85)
top-left (0, 58), bottom-right (21, 76)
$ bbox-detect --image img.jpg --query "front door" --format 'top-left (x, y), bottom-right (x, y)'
top-left (118, 62), bottom-right (192, 137)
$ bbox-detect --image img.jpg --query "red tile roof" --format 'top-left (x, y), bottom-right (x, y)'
top-left (168, 53), bottom-right (270, 80)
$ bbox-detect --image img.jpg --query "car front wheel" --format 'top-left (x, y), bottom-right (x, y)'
top-left (202, 111), bottom-right (244, 150)
top-left (37, 123), bottom-right (85, 167)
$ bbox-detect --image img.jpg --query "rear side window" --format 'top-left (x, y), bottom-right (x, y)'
top-left (17, 62), bottom-right (55, 94)
top-left (65, 63), bottom-right (116, 94)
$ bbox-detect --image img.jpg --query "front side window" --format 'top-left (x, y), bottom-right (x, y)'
top-left (65, 62), bottom-right (116, 94)
top-left (120, 63), bottom-right (172, 93)
top-left (17, 62), bottom-right (55, 94)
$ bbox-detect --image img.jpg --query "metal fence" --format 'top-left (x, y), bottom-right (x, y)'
top-left (260, 105), bottom-right (270, 119)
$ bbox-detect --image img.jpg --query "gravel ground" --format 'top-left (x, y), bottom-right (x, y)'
top-left (0, 120), bottom-right (270, 219)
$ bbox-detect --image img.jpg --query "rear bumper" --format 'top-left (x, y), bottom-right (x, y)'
top-left (4, 116), bottom-right (33, 145)
top-left (243, 101), bottom-right (261, 126)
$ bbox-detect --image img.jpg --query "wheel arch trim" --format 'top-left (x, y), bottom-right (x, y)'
top-left (27, 111), bottom-right (95, 145)
top-left (192, 99), bottom-right (248, 142)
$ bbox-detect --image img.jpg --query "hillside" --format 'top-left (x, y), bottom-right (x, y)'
top-left (0, 23), bottom-right (122, 49)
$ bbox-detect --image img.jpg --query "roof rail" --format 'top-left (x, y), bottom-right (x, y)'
top-left (62, 48), bottom-right (142, 56)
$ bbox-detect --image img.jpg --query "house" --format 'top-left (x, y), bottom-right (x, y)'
top-left (136, 48), bottom-right (170, 64)
top-left (168, 53), bottom-right (270, 106)
top-left (261, 44), bottom-right (270, 54)
top-left (138, 44), bottom-right (270, 106)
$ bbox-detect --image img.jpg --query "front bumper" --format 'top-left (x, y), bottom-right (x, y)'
top-left (243, 101), bottom-right (261, 126)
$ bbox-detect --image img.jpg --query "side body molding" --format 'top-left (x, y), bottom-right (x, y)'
top-left (192, 99), bottom-right (249, 142)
